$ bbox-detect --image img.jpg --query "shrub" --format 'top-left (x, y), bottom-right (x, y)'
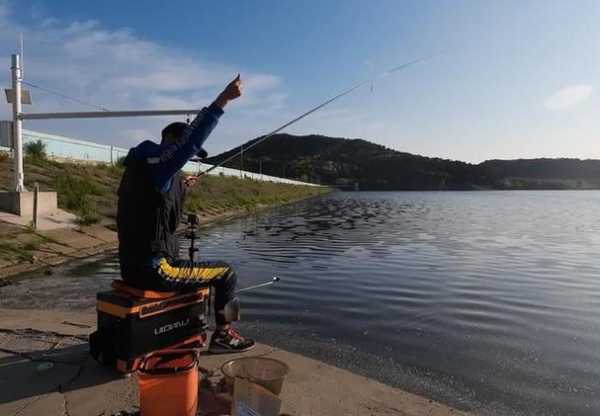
top-left (76, 198), bottom-right (100, 225)
top-left (24, 140), bottom-right (47, 159)
top-left (57, 175), bottom-right (84, 211)
top-left (56, 175), bottom-right (102, 224)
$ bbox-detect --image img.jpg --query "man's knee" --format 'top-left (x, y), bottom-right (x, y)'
top-left (215, 269), bottom-right (237, 290)
top-left (225, 269), bottom-right (236, 283)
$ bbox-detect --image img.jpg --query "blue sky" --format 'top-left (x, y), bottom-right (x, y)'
top-left (1, 0), bottom-right (599, 162)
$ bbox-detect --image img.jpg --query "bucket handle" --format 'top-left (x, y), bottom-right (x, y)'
top-left (139, 348), bottom-right (200, 375)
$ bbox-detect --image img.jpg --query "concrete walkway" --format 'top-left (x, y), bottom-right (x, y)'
top-left (0, 308), bottom-right (468, 416)
top-left (0, 209), bottom-right (78, 231)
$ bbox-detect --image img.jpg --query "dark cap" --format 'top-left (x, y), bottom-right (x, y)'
top-left (161, 122), bottom-right (188, 143)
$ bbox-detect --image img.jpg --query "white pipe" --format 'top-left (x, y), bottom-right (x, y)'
top-left (19, 33), bottom-right (24, 79)
top-left (11, 54), bottom-right (24, 192)
top-left (20, 109), bottom-right (201, 120)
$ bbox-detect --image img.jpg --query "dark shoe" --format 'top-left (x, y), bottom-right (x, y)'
top-left (209, 327), bottom-right (255, 354)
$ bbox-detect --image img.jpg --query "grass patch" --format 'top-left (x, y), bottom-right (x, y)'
top-left (185, 175), bottom-right (329, 214)
top-left (56, 175), bottom-right (103, 224)
top-left (0, 241), bottom-right (34, 262)
top-left (25, 154), bottom-right (62, 170)
top-left (75, 198), bottom-right (101, 225)
top-left (56, 174), bottom-right (105, 206)
top-left (97, 162), bottom-right (125, 178)
top-left (23, 240), bottom-right (41, 251)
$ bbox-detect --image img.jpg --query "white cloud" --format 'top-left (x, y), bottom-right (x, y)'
top-left (0, 0), bottom-right (9, 18)
top-left (544, 84), bottom-right (593, 111)
top-left (244, 74), bottom-right (281, 93)
top-left (0, 0), bottom-right (286, 149)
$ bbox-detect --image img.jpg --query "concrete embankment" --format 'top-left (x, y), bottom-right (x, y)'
top-left (0, 307), bottom-right (467, 416)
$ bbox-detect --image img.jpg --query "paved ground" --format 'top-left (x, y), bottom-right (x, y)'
top-left (0, 308), bottom-right (467, 416)
top-left (0, 208), bottom-right (78, 231)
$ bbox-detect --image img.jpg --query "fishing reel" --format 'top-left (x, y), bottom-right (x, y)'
top-left (185, 213), bottom-right (200, 262)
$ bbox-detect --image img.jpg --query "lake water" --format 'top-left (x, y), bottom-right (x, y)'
top-left (2, 191), bottom-right (600, 415)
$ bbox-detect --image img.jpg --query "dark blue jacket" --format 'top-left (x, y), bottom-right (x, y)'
top-left (117, 103), bottom-right (223, 272)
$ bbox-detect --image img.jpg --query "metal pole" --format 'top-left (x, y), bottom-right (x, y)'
top-left (110, 145), bottom-right (114, 166)
top-left (19, 33), bottom-right (24, 79)
top-left (33, 182), bottom-right (39, 230)
top-left (11, 54), bottom-right (24, 192)
top-left (20, 108), bottom-right (202, 120)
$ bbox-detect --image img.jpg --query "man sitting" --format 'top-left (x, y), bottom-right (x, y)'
top-left (116, 75), bottom-right (254, 353)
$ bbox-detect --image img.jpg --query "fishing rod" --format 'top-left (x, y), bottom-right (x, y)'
top-left (222, 276), bottom-right (281, 322)
top-left (197, 53), bottom-right (441, 177)
top-left (236, 276), bottom-right (280, 294)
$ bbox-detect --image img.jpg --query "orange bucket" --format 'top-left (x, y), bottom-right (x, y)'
top-left (138, 349), bottom-right (199, 416)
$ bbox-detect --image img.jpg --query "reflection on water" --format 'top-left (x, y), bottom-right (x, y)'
top-left (2, 191), bottom-right (600, 415)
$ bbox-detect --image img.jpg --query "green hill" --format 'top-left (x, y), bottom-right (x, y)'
top-left (206, 134), bottom-right (600, 190)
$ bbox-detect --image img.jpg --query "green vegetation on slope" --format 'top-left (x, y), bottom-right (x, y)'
top-left (0, 155), bottom-right (124, 224)
top-left (207, 134), bottom-right (600, 190)
top-left (185, 175), bottom-right (327, 214)
top-left (0, 152), bottom-right (328, 224)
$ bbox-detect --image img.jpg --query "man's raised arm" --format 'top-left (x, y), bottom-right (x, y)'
top-left (150, 75), bottom-right (243, 191)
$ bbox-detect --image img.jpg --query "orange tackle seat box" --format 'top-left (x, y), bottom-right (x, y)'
top-left (89, 280), bottom-right (209, 373)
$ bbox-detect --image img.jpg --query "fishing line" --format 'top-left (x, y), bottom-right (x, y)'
top-left (21, 80), bottom-right (111, 112)
top-left (197, 52), bottom-right (442, 177)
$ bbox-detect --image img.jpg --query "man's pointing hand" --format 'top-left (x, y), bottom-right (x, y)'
top-left (214, 74), bottom-right (243, 109)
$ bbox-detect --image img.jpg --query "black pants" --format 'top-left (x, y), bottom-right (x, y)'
top-left (123, 258), bottom-right (237, 326)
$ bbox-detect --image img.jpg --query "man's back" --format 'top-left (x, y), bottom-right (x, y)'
top-left (117, 142), bottom-right (186, 283)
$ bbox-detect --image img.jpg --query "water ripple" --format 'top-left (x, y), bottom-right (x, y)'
top-left (3, 191), bottom-right (600, 415)
top-left (192, 191), bottom-right (600, 415)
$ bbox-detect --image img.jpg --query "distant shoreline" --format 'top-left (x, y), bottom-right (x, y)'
top-left (335, 187), bottom-right (600, 192)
